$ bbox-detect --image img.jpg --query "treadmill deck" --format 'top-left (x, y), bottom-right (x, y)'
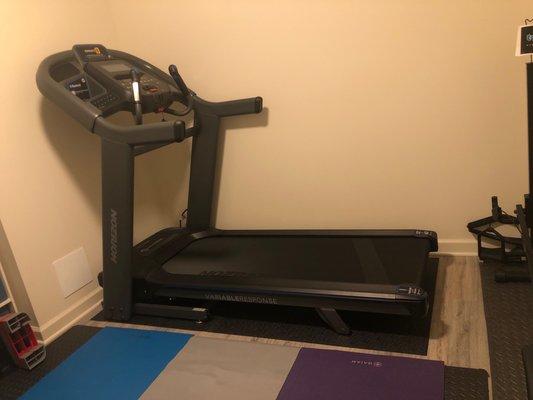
top-left (160, 234), bottom-right (431, 289)
top-left (137, 230), bottom-right (435, 316)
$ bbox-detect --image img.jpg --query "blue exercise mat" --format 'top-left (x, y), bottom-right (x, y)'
top-left (21, 327), bottom-right (192, 400)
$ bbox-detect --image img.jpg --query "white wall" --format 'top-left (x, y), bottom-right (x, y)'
top-left (0, 0), bottom-right (531, 340)
top-left (109, 0), bottom-right (531, 247)
top-left (0, 0), bottom-right (118, 337)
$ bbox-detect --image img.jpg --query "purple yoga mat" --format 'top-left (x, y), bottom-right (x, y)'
top-left (277, 348), bottom-right (444, 400)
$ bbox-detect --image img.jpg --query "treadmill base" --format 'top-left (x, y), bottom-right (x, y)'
top-left (133, 303), bottom-right (209, 323)
top-left (135, 301), bottom-right (351, 334)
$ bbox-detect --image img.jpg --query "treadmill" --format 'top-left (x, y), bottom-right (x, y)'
top-left (36, 44), bottom-right (438, 334)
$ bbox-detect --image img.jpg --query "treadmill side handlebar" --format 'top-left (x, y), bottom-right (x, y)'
top-left (198, 96), bottom-right (263, 117)
top-left (36, 51), bottom-right (102, 133)
top-left (93, 117), bottom-right (188, 145)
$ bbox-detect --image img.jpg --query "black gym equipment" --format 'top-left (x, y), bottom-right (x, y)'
top-left (37, 44), bottom-right (438, 334)
top-left (468, 44), bottom-right (533, 397)
top-left (467, 62), bottom-right (533, 284)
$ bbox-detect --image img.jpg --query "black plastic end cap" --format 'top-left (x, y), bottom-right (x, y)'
top-left (414, 230), bottom-right (439, 251)
top-left (130, 68), bottom-right (140, 81)
top-left (173, 120), bottom-right (186, 142)
top-left (254, 97), bottom-right (263, 113)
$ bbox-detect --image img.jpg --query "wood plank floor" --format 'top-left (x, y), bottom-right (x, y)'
top-left (85, 255), bottom-right (492, 397)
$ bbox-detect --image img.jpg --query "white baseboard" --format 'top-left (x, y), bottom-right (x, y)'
top-left (435, 239), bottom-right (477, 256)
top-left (33, 287), bottom-right (103, 344)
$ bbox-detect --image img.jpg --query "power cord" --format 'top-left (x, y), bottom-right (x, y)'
top-left (179, 209), bottom-right (188, 228)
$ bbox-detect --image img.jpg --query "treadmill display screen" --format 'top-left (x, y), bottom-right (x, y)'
top-left (101, 63), bottom-right (131, 74)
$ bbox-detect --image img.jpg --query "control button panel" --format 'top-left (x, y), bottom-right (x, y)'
top-left (91, 92), bottom-right (119, 110)
top-left (119, 75), bottom-right (161, 92)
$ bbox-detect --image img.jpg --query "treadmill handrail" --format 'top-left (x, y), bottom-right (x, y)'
top-left (36, 50), bottom-right (262, 145)
top-left (195, 96), bottom-right (263, 117)
top-left (92, 117), bottom-right (188, 145)
top-left (36, 51), bottom-right (102, 132)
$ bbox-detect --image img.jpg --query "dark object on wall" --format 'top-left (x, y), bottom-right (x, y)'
top-left (517, 20), bottom-right (533, 57)
top-left (0, 312), bottom-right (45, 370)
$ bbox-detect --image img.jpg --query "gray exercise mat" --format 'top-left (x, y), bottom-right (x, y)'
top-left (140, 336), bottom-right (300, 400)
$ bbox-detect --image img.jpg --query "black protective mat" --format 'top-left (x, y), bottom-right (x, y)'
top-left (444, 366), bottom-right (489, 400)
top-left (0, 325), bottom-right (488, 400)
top-left (94, 259), bottom-right (439, 355)
top-left (480, 261), bottom-right (533, 400)
top-left (0, 325), bottom-right (100, 400)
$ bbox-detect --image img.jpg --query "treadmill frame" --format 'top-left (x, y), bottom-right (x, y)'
top-left (35, 47), bottom-right (438, 333)
top-left (134, 228), bottom-right (436, 315)
top-left (101, 67), bottom-right (437, 330)
top-left (101, 80), bottom-right (269, 321)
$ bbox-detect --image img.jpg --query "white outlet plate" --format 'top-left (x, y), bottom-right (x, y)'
top-left (53, 247), bottom-right (92, 298)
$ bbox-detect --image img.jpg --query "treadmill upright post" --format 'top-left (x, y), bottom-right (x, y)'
top-left (185, 97), bottom-right (263, 231)
top-left (186, 110), bottom-right (221, 231)
top-left (101, 139), bottom-right (134, 321)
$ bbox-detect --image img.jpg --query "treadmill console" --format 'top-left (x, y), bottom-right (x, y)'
top-left (85, 57), bottom-right (175, 114)
top-left (37, 44), bottom-right (262, 143)
top-left (59, 44), bottom-right (179, 117)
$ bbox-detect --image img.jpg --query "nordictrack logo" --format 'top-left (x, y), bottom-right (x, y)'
top-left (110, 209), bottom-right (118, 264)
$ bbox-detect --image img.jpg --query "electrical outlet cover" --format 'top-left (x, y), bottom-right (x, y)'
top-left (53, 247), bottom-right (93, 298)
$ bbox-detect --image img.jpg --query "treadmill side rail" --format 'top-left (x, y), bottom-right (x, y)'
top-left (224, 229), bottom-right (438, 252)
top-left (154, 286), bottom-right (429, 318)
